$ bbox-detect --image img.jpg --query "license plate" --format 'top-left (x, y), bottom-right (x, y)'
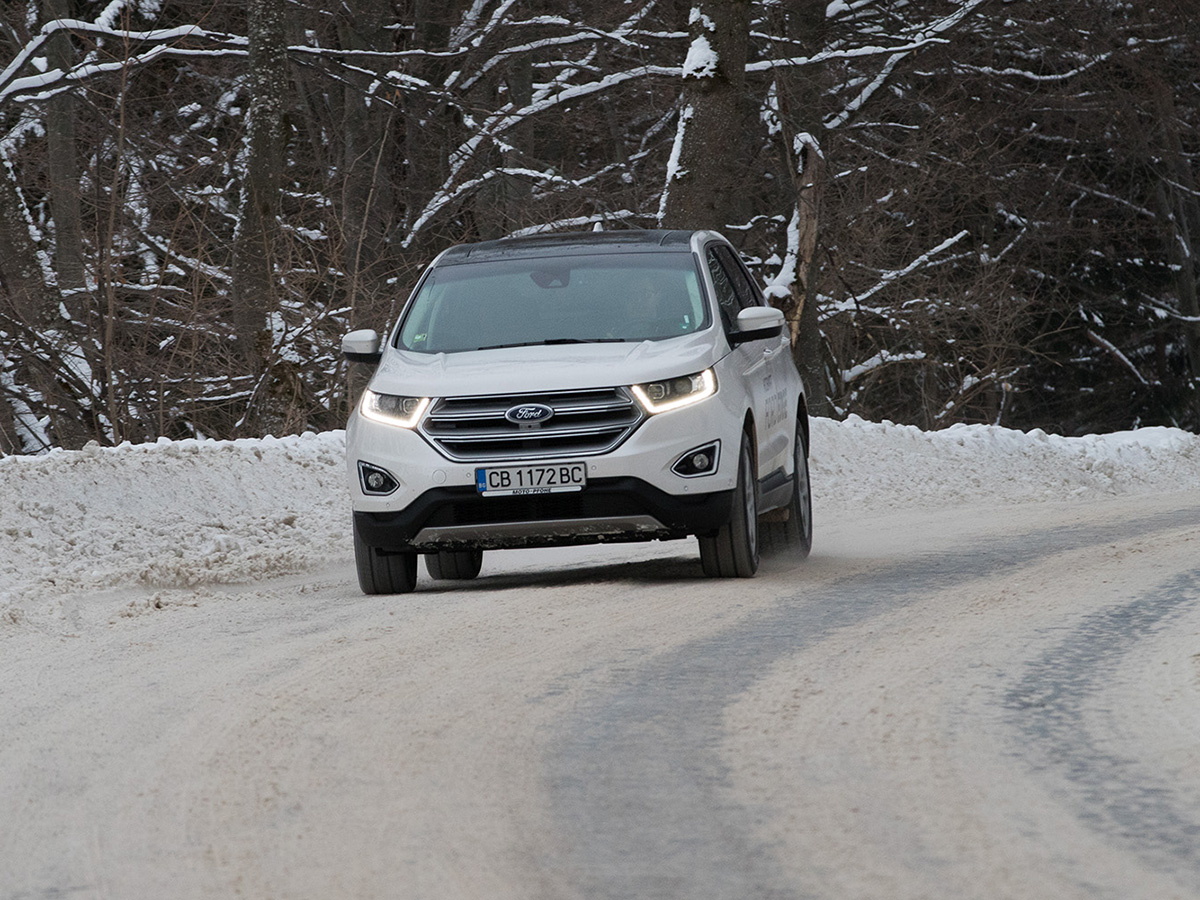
top-left (475, 462), bottom-right (587, 496)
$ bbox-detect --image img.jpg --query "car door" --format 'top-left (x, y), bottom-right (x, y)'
top-left (704, 243), bottom-right (791, 482)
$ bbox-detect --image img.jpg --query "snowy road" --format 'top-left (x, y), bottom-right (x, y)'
top-left (3, 483), bottom-right (1200, 900)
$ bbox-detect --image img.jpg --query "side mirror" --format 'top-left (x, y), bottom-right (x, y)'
top-left (342, 328), bottom-right (382, 364)
top-left (728, 306), bottom-right (785, 346)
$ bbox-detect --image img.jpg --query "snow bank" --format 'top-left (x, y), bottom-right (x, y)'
top-left (1, 432), bottom-right (348, 626)
top-left (810, 415), bottom-right (1200, 511)
top-left (2, 418), bottom-right (1199, 626)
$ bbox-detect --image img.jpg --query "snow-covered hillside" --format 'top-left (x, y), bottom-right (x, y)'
top-left (2, 417), bottom-right (1199, 627)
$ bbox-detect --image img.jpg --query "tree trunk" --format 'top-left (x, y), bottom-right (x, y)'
top-left (401, 0), bottom-right (460, 249)
top-left (1154, 182), bottom-right (1200, 422)
top-left (475, 55), bottom-right (533, 241)
top-left (0, 350), bottom-right (19, 454)
top-left (773, 0), bottom-right (831, 416)
top-left (43, 0), bottom-right (86, 307)
top-left (337, 0), bottom-right (397, 321)
top-left (1149, 80), bottom-right (1200, 426)
top-left (231, 0), bottom-right (288, 373)
top-left (0, 154), bottom-right (92, 450)
top-left (658, 0), bottom-right (751, 231)
top-left (0, 157), bottom-right (54, 328)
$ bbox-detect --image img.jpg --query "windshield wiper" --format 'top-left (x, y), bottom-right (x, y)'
top-left (543, 337), bottom-right (627, 344)
top-left (474, 337), bottom-right (627, 351)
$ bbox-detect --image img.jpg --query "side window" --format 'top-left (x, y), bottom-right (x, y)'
top-left (715, 245), bottom-right (762, 310)
top-left (705, 247), bottom-right (741, 331)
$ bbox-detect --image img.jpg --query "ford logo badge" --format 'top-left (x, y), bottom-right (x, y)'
top-left (505, 403), bottom-right (554, 424)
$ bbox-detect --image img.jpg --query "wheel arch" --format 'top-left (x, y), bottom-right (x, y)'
top-left (796, 395), bottom-right (810, 458)
top-left (742, 410), bottom-right (758, 470)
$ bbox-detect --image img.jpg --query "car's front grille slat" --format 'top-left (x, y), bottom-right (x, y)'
top-left (421, 387), bottom-right (643, 461)
top-left (434, 424), bottom-right (631, 444)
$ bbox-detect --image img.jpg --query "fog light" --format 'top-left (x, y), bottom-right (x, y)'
top-left (672, 441), bottom-right (720, 477)
top-left (358, 461), bottom-right (399, 495)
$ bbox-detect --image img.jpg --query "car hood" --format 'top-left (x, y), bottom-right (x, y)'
top-left (369, 330), bottom-right (726, 397)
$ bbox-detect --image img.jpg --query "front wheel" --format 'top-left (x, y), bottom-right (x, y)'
top-left (425, 548), bottom-right (484, 580)
top-left (354, 519), bottom-right (417, 594)
top-left (698, 432), bottom-right (759, 577)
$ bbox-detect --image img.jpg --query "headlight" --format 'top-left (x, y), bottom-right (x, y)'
top-left (631, 369), bottom-right (717, 414)
top-left (360, 390), bottom-right (430, 428)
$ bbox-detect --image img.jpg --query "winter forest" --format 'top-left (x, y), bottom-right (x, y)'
top-left (0, 0), bottom-right (1197, 453)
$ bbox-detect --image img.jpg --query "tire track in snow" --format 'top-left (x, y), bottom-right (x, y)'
top-left (1005, 565), bottom-right (1200, 888)
top-left (546, 505), bottom-right (1200, 900)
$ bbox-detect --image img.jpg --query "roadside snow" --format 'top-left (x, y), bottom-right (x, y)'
top-left (2, 417), bottom-right (1198, 627)
top-left (0, 431), bottom-right (347, 627)
top-left (812, 415), bottom-right (1200, 510)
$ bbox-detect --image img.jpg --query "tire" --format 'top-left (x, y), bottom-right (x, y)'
top-left (762, 418), bottom-right (813, 559)
top-left (425, 548), bottom-right (484, 581)
top-left (354, 518), bottom-right (417, 594)
top-left (698, 432), bottom-right (759, 577)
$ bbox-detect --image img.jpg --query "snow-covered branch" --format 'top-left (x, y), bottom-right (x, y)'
top-left (0, 20), bottom-right (245, 106)
top-left (405, 61), bottom-right (679, 244)
top-left (842, 349), bottom-right (927, 384)
top-left (829, 230), bottom-right (971, 315)
top-left (954, 55), bottom-right (1113, 83)
top-left (1086, 329), bottom-right (1154, 386)
top-left (508, 211), bottom-right (647, 236)
top-left (403, 167), bottom-right (582, 248)
top-left (821, 0), bottom-right (990, 130)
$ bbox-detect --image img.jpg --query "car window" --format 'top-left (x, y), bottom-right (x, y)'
top-left (715, 245), bottom-right (763, 309)
top-left (706, 247), bottom-right (742, 331)
top-left (396, 252), bottom-right (709, 353)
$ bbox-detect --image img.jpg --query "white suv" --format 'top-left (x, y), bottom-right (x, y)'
top-left (342, 230), bottom-right (812, 593)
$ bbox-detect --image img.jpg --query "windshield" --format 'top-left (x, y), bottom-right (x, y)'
top-left (395, 252), bottom-right (709, 353)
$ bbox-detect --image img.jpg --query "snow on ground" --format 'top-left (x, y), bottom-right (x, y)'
top-left (0, 432), bottom-right (348, 628)
top-left (815, 414), bottom-right (1200, 509)
top-left (2, 417), bottom-right (1199, 628)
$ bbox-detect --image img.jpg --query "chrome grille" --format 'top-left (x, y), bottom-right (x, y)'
top-left (421, 387), bottom-right (644, 462)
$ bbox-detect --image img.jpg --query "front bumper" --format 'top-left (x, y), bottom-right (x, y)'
top-left (354, 477), bottom-right (735, 551)
top-left (347, 370), bottom-right (750, 552)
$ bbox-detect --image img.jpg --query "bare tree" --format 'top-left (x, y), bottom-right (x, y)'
top-left (658, 0), bottom-right (752, 230)
top-left (0, 154), bottom-right (55, 452)
top-left (1148, 78), bottom-right (1200, 424)
top-left (42, 0), bottom-right (85, 304)
top-left (1, 0), bottom-right (1197, 452)
top-left (335, 0), bottom-right (399, 319)
top-left (231, 0), bottom-right (288, 378)
top-left (762, 0), bottom-right (830, 415)
top-left (0, 155), bottom-right (52, 331)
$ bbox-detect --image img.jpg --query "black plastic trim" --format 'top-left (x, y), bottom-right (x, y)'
top-left (671, 440), bottom-right (721, 478)
top-left (358, 461), bottom-right (399, 496)
top-left (727, 324), bottom-right (783, 346)
top-left (355, 476), bottom-right (734, 552)
top-left (757, 466), bottom-right (793, 512)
